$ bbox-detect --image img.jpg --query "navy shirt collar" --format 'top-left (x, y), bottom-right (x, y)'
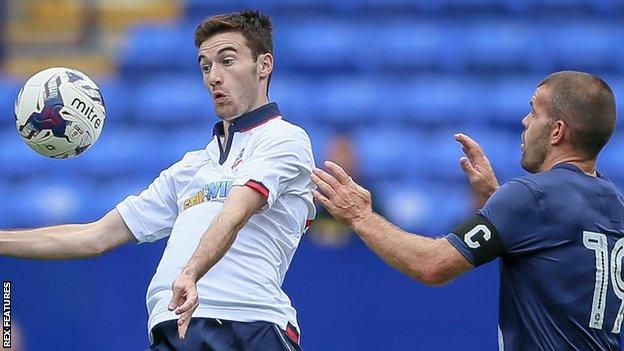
top-left (212, 102), bottom-right (281, 137)
top-left (553, 162), bottom-right (603, 178)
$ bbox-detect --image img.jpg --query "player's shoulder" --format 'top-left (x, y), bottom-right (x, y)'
top-left (253, 117), bottom-right (312, 145)
top-left (506, 165), bottom-right (578, 196)
top-left (489, 176), bottom-right (538, 208)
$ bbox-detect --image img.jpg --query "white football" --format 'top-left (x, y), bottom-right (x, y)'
top-left (14, 67), bottom-right (106, 158)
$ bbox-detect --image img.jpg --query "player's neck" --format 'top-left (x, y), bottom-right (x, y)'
top-left (221, 97), bottom-right (270, 143)
top-left (541, 154), bottom-right (597, 176)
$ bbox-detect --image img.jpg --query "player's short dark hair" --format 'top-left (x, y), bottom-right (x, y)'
top-left (538, 71), bottom-right (616, 159)
top-left (194, 10), bottom-right (274, 93)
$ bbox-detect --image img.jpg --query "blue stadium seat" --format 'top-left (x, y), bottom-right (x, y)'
top-left (79, 128), bottom-right (161, 179)
top-left (361, 0), bottom-right (438, 12)
top-left (118, 23), bottom-right (198, 77)
top-left (354, 126), bottom-right (426, 180)
top-left (313, 76), bottom-right (393, 125)
top-left (460, 21), bottom-right (538, 72)
top-left (93, 180), bottom-right (148, 216)
top-left (97, 80), bottom-right (131, 124)
top-left (298, 125), bottom-right (331, 165)
top-left (183, 0), bottom-right (278, 22)
top-left (590, 0), bottom-right (624, 13)
top-left (531, 0), bottom-right (598, 13)
top-left (0, 180), bottom-right (12, 227)
top-left (484, 75), bottom-right (541, 126)
top-left (160, 127), bottom-right (214, 166)
top-left (131, 75), bottom-right (211, 125)
top-left (359, 22), bottom-right (461, 72)
top-left (0, 130), bottom-right (62, 177)
top-left (419, 130), bottom-right (468, 181)
top-left (599, 133), bottom-right (624, 182)
top-left (602, 76), bottom-right (624, 127)
top-left (542, 22), bottom-right (622, 72)
top-left (11, 179), bottom-right (95, 226)
top-left (0, 78), bottom-right (20, 130)
top-left (395, 76), bottom-right (480, 125)
top-left (269, 75), bottom-right (317, 125)
top-left (375, 181), bottom-right (471, 233)
top-left (277, 20), bottom-right (360, 71)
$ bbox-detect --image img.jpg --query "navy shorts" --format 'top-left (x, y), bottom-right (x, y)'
top-left (149, 318), bottom-right (302, 351)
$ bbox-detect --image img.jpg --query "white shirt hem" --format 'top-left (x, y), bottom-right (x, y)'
top-left (148, 307), bottom-right (297, 342)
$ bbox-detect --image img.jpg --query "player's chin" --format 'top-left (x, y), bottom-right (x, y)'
top-left (520, 155), bottom-right (538, 174)
top-left (214, 105), bottom-right (238, 120)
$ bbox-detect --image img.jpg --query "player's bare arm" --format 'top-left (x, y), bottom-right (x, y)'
top-left (455, 133), bottom-right (499, 207)
top-left (312, 161), bottom-right (473, 286)
top-left (167, 185), bottom-right (266, 339)
top-left (0, 209), bottom-right (135, 259)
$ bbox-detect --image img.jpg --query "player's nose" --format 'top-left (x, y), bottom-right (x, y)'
top-left (521, 114), bottom-right (530, 128)
top-left (207, 70), bottom-right (223, 87)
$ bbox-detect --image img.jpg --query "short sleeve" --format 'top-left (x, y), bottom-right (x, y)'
top-left (446, 179), bottom-right (543, 266)
top-left (116, 164), bottom-right (179, 243)
top-left (232, 128), bottom-right (314, 211)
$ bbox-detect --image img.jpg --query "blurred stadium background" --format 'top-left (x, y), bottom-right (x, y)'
top-left (0, 0), bottom-right (623, 349)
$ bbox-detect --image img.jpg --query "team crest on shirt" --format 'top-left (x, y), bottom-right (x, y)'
top-left (183, 180), bottom-right (233, 210)
top-left (231, 148), bottom-right (245, 169)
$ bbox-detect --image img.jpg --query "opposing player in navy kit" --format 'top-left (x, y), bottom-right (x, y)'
top-left (312, 71), bottom-right (624, 350)
top-left (0, 10), bottom-right (313, 350)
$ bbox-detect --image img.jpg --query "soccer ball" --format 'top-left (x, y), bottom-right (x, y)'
top-left (14, 67), bottom-right (106, 158)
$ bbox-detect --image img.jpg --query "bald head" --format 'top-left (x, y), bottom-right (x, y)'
top-left (538, 71), bottom-right (616, 159)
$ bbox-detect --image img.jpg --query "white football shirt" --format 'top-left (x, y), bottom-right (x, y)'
top-left (115, 102), bottom-right (315, 340)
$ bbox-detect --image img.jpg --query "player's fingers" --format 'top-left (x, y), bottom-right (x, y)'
top-left (175, 291), bottom-right (198, 315)
top-left (460, 156), bottom-right (477, 176)
top-left (313, 167), bottom-right (341, 190)
top-left (177, 301), bottom-right (199, 339)
top-left (324, 161), bottom-right (352, 185)
top-left (311, 173), bottom-right (337, 198)
top-left (178, 314), bottom-right (191, 339)
top-left (168, 285), bottom-right (183, 311)
top-left (312, 190), bottom-right (332, 209)
top-left (354, 182), bottom-right (372, 199)
top-left (455, 134), bottom-right (486, 162)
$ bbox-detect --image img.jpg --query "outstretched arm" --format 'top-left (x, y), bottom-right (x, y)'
top-left (312, 161), bottom-right (473, 286)
top-left (0, 209), bottom-right (136, 259)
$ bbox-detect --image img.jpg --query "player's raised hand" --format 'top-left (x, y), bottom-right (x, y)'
top-left (311, 161), bottom-right (373, 226)
top-left (454, 133), bottom-right (499, 206)
top-left (168, 271), bottom-right (200, 339)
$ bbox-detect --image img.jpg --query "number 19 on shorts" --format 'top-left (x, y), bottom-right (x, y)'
top-left (583, 231), bottom-right (624, 333)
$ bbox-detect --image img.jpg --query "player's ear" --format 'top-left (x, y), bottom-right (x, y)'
top-left (258, 53), bottom-right (273, 79)
top-left (551, 120), bottom-right (566, 146)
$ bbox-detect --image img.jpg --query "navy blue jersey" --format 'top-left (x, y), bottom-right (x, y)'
top-left (447, 163), bottom-right (624, 350)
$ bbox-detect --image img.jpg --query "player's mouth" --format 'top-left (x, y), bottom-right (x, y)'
top-left (213, 91), bottom-right (228, 103)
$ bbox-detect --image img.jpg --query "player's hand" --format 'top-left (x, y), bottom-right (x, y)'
top-left (168, 270), bottom-right (200, 339)
top-left (311, 161), bottom-right (373, 226)
top-left (454, 133), bottom-right (499, 207)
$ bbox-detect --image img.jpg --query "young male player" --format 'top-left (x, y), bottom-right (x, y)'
top-left (312, 71), bottom-right (624, 350)
top-left (0, 10), bottom-right (313, 350)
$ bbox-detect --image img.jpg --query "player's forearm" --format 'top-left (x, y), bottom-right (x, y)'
top-left (182, 211), bottom-right (248, 281)
top-left (0, 223), bottom-right (102, 259)
top-left (351, 212), bottom-right (449, 285)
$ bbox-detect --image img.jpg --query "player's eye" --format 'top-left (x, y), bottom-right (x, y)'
top-left (201, 64), bottom-right (210, 73)
top-left (222, 58), bottom-right (234, 66)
